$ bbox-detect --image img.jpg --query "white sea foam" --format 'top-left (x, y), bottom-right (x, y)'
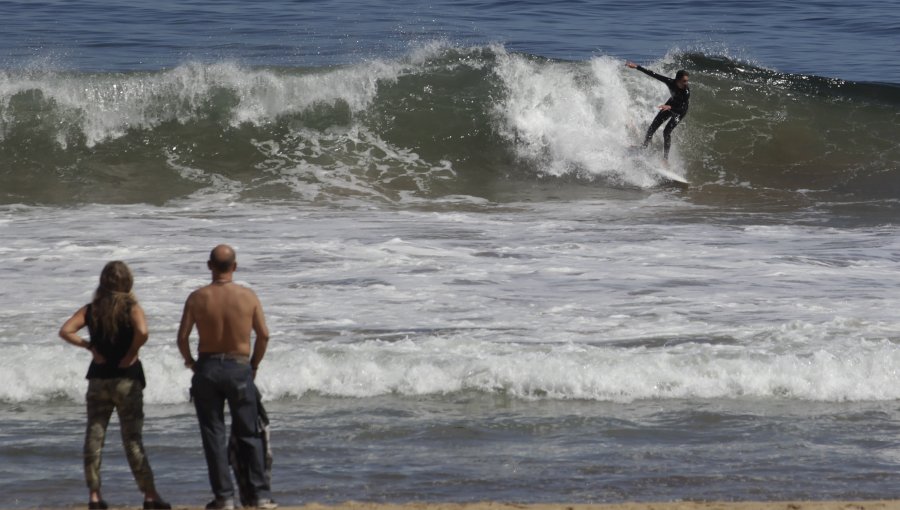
top-left (0, 59), bottom-right (405, 147)
top-left (492, 48), bottom-right (686, 187)
top-left (248, 126), bottom-right (457, 202)
top-left (2, 200), bottom-right (900, 404)
top-left (256, 332), bottom-right (900, 402)
top-left (3, 322), bottom-right (900, 404)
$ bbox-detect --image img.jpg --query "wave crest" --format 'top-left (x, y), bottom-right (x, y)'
top-left (1, 45), bottom-right (898, 205)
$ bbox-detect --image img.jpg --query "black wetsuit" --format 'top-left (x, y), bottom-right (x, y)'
top-left (636, 65), bottom-right (690, 160)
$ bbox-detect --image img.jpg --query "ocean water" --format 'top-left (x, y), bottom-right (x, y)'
top-left (2, 0), bottom-right (900, 507)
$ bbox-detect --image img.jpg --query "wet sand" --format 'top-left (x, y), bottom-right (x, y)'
top-left (293, 502), bottom-right (900, 510)
top-left (43, 501), bottom-right (899, 510)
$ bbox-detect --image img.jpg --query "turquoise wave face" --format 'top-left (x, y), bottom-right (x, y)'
top-left (1, 46), bottom-right (898, 205)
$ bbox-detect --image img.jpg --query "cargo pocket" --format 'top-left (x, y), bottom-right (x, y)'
top-left (230, 381), bottom-right (250, 403)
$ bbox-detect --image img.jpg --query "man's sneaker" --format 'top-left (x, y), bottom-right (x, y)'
top-left (254, 499), bottom-right (278, 510)
top-left (205, 498), bottom-right (235, 510)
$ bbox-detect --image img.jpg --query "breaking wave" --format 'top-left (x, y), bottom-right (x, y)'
top-left (1, 44), bottom-right (898, 204)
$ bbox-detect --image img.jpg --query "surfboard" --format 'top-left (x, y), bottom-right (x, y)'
top-left (626, 146), bottom-right (690, 190)
top-left (652, 165), bottom-right (690, 190)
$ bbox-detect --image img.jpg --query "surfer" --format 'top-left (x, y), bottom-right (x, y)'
top-left (626, 61), bottom-right (690, 163)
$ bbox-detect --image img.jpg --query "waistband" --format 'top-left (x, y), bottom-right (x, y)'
top-left (197, 353), bottom-right (251, 365)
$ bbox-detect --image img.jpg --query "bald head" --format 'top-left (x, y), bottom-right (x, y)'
top-left (208, 244), bottom-right (237, 274)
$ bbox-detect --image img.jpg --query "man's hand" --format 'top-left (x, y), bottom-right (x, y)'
top-left (658, 104), bottom-right (672, 111)
top-left (626, 61), bottom-right (637, 69)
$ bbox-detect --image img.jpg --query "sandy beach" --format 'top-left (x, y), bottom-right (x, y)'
top-left (289, 502), bottom-right (900, 510)
top-left (31, 501), bottom-right (898, 510)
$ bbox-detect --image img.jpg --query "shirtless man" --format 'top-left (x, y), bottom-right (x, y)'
top-left (177, 245), bottom-right (275, 510)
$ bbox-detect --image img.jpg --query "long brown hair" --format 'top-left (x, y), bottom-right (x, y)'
top-left (90, 261), bottom-right (137, 341)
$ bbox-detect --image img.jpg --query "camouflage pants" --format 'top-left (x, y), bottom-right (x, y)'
top-left (84, 378), bottom-right (156, 493)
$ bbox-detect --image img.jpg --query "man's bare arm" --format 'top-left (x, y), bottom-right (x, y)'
top-left (249, 293), bottom-right (270, 372)
top-left (176, 296), bottom-right (197, 370)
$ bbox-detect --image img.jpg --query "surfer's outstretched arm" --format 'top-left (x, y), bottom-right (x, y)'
top-left (626, 61), bottom-right (671, 85)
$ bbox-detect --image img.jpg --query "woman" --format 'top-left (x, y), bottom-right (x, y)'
top-left (59, 261), bottom-right (170, 510)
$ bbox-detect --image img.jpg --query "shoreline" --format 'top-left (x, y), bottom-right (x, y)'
top-left (295, 503), bottom-right (900, 510)
top-left (27, 501), bottom-right (900, 510)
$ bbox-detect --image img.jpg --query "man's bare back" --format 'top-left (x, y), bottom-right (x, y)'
top-left (177, 245), bottom-right (270, 371)
top-left (185, 283), bottom-right (263, 356)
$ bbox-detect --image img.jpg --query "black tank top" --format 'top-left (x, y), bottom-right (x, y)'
top-left (84, 303), bottom-right (146, 387)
